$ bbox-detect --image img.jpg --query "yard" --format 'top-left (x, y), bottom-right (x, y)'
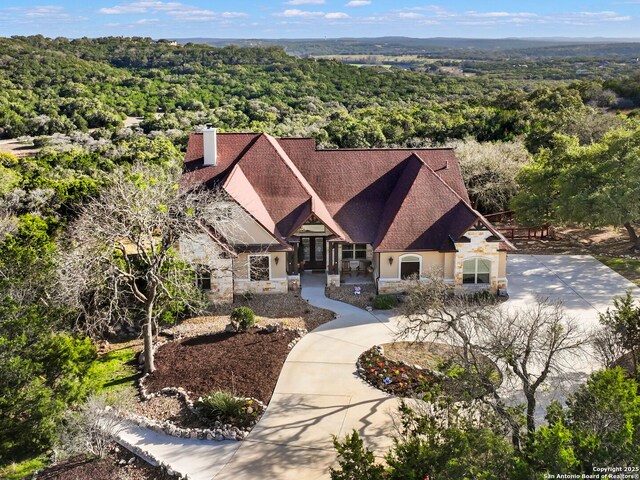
top-left (325, 284), bottom-right (377, 309)
top-left (144, 328), bottom-right (300, 403)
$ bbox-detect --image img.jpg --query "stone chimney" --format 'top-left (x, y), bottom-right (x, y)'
top-left (203, 128), bottom-right (217, 166)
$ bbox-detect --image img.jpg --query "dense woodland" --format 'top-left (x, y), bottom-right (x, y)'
top-left (1, 35), bottom-right (640, 476)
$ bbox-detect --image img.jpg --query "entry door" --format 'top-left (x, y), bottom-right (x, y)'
top-left (300, 237), bottom-right (326, 270)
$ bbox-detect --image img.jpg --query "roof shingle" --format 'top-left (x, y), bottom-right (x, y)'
top-left (182, 132), bottom-right (512, 252)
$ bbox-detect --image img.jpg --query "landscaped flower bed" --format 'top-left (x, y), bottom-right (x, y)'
top-left (357, 343), bottom-right (500, 400)
top-left (357, 346), bottom-right (438, 398)
top-left (131, 323), bottom-right (304, 441)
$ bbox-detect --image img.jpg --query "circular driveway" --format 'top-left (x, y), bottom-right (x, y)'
top-left (117, 255), bottom-right (640, 480)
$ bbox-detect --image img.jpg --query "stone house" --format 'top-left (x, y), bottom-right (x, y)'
top-left (180, 129), bottom-right (514, 302)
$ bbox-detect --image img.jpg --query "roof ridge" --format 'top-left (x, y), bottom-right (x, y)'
top-left (416, 156), bottom-right (515, 250)
top-left (262, 134), bottom-right (346, 240)
top-left (373, 155), bottom-right (424, 249)
top-left (316, 147), bottom-right (455, 152)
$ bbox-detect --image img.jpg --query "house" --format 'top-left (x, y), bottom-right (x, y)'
top-left (180, 129), bottom-right (514, 302)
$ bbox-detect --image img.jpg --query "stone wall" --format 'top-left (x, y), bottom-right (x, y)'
top-left (377, 279), bottom-right (411, 294)
top-left (207, 260), bottom-right (233, 304)
top-left (233, 253), bottom-right (288, 295)
top-left (453, 230), bottom-right (507, 293)
top-left (234, 278), bottom-right (288, 294)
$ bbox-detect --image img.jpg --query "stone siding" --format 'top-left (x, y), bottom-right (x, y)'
top-left (453, 230), bottom-right (507, 293)
top-left (234, 278), bottom-right (288, 295)
top-left (208, 263), bottom-right (233, 304)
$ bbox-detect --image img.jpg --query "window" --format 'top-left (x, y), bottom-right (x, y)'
top-left (249, 255), bottom-right (270, 281)
top-left (400, 254), bottom-right (421, 279)
top-left (342, 243), bottom-right (367, 260)
top-left (196, 268), bottom-right (211, 290)
top-left (301, 238), bottom-right (310, 262)
top-left (462, 258), bottom-right (491, 284)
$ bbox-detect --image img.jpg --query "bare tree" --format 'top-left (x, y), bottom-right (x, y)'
top-left (398, 272), bottom-right (586, 449)
top-left (480, 299), bottom-right (587, 444)
top-left (447, 138), bottom-right (531, 214)
top-left (592, 326), bottom-right (627, 369)
top-left (54, 391), bottom-right (133, 459)
top-left (57, 162), bottom-right (245, 373)
top-left (398, 269), bottom-right (494, 363)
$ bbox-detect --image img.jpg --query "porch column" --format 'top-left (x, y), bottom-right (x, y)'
top-left (292, 244), bottom-right (299, 274)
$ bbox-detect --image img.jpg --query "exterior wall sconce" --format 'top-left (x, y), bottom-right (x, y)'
top-left (274, 256), bottom-right (280, 265)
top-left (388, 256), bottom-right (394, 266)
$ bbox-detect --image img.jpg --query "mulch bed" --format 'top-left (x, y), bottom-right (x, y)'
top-left (358, 346), bottom-right (437, 398)
top-left (325, 284), bottom-right (378, 310)
top-left (131, 394), bottom-right (205, 429)
top-left (36, 444), bottom-right (172, 480)
top-left (144, 328), bottom-right (299, 403)
top-left (357, 343), bottom-right (500, 401)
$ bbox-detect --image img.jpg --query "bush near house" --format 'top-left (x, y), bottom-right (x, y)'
top-left (373, 295), bottom-right (398, 310)
top-left (230, 306), bottom-right (256, 330)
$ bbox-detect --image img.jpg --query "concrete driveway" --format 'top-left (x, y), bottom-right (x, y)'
top-left (499, 254), bottom-right (640, 416)
top-left (117, 255), bottom-right (640, 480)
top-left (507, 254), bottom-right (639, 327)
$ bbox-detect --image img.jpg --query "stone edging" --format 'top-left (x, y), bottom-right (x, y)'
top-left (133, 324), bottom-right (307, 442)
top-left (132, 384), bottom-right (265, 441)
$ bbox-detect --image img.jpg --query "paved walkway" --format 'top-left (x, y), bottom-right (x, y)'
top-left (116, 255), bottom-right (640, 480)
top-left (215, 272), bottom-right (400, 479)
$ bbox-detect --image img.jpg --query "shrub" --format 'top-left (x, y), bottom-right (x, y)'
top-left (195, 390), bottom-right (259, 428)
top-left (230, 306), bottom-right (256, 331)
top-left (54, 392), bottom-right (130, 459)
top-left (330, 430), bottom-right (385, 480)
top-left (373, 295), bottom-right (398, 310)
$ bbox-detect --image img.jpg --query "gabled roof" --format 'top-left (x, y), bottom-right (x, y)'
top-left (222, 163), bottom-right (290, 250)
top-left (373, 154), bottom-right (482, 251)
top-left (182, 132), bottom-right (514, 252)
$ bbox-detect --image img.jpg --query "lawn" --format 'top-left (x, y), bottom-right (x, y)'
top-left (597, 256), bottom-right (640, 287)
top-left (0, 455), bottom-right (49, 480)
top-left (89, 346), bottom-right (139, 393)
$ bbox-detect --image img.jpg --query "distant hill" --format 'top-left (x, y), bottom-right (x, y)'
top-left (173, 37), bottom-right (640, 59)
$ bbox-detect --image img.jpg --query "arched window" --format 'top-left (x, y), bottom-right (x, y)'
top-left (462, 258), bottom-right (491, 284)
top-left (400, 254), bottom-right (421, 279)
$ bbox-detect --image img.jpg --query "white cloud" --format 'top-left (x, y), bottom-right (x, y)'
top-left (98, 1), bottom-right (247, 22)
top-left (284, 0), bottom-right (325, 4)
top-left (1, 5), bottom-right (87, 24)
top-left (99, 5), bottom-right (148, 14)
top-left (392, 6), bottom-right (631, 27)
top-left (345, 1), bottom-right (371, 6)
top-left (275, 9), bottom-right (349, 19)
top-left (277, 9), bottom-right (324, 17)
top-left (221, 12), bottom-right (248, 18)
top-left (325, 12), bottom-right (350, 18)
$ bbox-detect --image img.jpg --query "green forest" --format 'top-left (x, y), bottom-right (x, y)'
top-left (2, 35), bottom-right (640, 478)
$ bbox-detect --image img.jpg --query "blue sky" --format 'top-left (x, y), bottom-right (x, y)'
top-left (0, 1), bottom-right (639, 39)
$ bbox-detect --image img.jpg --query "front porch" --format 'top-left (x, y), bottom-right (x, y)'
top-left (287, 238), bottom-right (375, 288)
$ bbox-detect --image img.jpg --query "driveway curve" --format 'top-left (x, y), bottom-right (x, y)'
top-left (117, 255), bottom-right (640, 480)
top-left (215, 272), bottom-right (400, 479)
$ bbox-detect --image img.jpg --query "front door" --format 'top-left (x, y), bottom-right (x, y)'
top-left (300, 236), bottom-right (326, 270)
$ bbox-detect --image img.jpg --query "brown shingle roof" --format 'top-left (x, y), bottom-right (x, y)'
top-left (182, 133), bottom-right (513, 252)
